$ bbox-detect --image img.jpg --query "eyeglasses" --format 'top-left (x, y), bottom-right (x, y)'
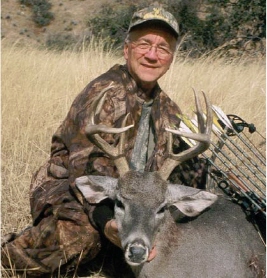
top-left (130, 40), bottom-right (174, 59)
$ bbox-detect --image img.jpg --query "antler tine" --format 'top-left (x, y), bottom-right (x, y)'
top-left (118, 113), bottom-right (132, 154)
top-left (159, 91), bottom-right (212, 180)
top-left (85, 83), bottom-right (134, 176)
top-left (194, 88), bottom-right (205, 133)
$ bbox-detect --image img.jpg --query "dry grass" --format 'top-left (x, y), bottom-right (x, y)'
top-left (1, 40), bottom-right (266, 277)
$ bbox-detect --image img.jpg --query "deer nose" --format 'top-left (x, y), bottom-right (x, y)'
top-left (126, 242), bottom-right (148, 264)
top-left (129, 245), bottom-right (146, 259)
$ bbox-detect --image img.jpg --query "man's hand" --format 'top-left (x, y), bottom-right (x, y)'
top-left (104, 219), bottom-right (157, 262)
top-left (147, 245), bottom-right (157, 262)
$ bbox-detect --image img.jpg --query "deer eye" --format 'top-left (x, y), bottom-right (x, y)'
top-left (157, 205), bottom-right (167, 214)
top-left (115, 199), bottom-right (125, 210)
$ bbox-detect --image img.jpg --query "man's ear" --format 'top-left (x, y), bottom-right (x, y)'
top-left (166, 184), bottom-right (218, 217)
top-left (124, 41), bottom-right (129, 60)
top-left (75, 175), bottom-right (118, 204)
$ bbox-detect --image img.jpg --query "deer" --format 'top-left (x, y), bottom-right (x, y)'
top-left (75, 87), bottom-right (266, 278)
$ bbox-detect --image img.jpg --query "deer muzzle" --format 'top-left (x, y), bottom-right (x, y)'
top-left (125, 241), bottom-right (149, 265)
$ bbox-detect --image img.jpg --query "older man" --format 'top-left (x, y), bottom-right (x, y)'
top-left (2, 4), bottom-right (207, 276)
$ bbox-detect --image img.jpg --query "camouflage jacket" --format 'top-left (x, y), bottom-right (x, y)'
top-left (30, 64), bottom-right (206, 223)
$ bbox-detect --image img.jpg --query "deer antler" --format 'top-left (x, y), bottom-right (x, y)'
top-left (85, 83), bottom-right (134, 176)
top-left (159, 90), bottom-right (212, 180)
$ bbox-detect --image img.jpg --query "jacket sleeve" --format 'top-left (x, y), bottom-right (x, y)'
top-left (47, 127), bottom-right (70, 179)
top-left (48, 81), bottom-right (118, 184)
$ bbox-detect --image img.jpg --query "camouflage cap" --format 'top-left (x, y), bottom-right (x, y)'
top-left (128, 4), bottom-right (179, 38)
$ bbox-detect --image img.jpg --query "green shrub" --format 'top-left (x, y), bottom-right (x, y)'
top-left (19, 0), bottom-right (54, 27)
top-left (205, 0), bottom-right (266, 49)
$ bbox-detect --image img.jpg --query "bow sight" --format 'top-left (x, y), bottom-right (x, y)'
top-left (218, 114), bottom-right (256, 135)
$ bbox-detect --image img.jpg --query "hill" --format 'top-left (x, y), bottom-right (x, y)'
top-left (1, 0), bottom-right (110, 47)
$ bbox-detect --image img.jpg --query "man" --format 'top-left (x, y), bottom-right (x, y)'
top-left (2, 4), bottom-right (207, 276)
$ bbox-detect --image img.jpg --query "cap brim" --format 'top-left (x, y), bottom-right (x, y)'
top-left (128, 19), bottom-right (179, 38)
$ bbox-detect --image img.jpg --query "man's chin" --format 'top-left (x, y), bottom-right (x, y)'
top-left (138, 74), bottom-right (159, 86)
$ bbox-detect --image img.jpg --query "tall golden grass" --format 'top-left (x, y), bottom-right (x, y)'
top-left (1, 39), bottom-right (265, 277)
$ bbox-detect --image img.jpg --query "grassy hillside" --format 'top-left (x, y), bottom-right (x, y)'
top-left (1, 40), bottom-right (266, 277)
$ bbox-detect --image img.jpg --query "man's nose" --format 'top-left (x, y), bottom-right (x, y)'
top-left (144, 46), bottom-right (158, 60)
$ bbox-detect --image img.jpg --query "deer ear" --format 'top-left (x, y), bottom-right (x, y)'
top-left (166, 184), bottom-right (218, 217)
top-left (75, 175), bottom-right (118, 204)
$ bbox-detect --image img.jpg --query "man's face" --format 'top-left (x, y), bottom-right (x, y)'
top-left (124, 26), bottom-right (177, 92)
